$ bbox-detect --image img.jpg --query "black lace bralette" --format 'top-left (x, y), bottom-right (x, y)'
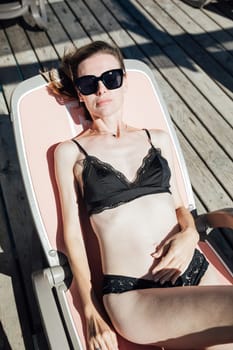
top-left (72, 129), bottom-right (171, 215)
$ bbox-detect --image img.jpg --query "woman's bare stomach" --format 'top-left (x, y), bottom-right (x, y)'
top-left (90, 193), bottom-right (179, 278)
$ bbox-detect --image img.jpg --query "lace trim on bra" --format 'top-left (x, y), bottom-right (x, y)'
top-left (82, 145), bottom-right (161, 188)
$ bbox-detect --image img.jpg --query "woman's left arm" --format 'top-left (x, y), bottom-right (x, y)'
top-left (150, 130), bottom-right (199, 284)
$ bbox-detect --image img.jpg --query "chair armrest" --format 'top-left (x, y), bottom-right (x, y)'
top-left (32, 268), bottom-right (70, 350)
top-left (195, 208), bottom-right (233, 234)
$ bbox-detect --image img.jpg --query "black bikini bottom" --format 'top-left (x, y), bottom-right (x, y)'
top-left (103, 249), bottom-right (209, 294)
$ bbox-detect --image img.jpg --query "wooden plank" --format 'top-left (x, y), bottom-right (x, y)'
top-left (0, 27), bottom-right (22, 108)
top-left (49, 0), bottom-right (93, 47)
top-left (202, 2), bottom-right (233, 35)
top-left (42, 2), bottom-right (70, 58)
top-left (0, 97), bottom-right (33, 350)
top-left (0, 91), bottom-right (9, 116)
top-left (66, 0), bottom-right (113, 44)
top-left (155, 74), bottom-right (233, 209)
top-left (154, 72), bottom-right (233, 210)
top-left (152, 65), bottom-right (233, 198)
top-left (161, 41), bottom-right (233, 131)
top-left (131, 1), bottom-right (233, 106)
top-left (0, 24), bottom-right (49, 348)
top-left (85, 0), bottom-right (147, 59)
top-left (22, 11), bottom-right (59, 71)
top-left (138, 0), bottom-right (233, 124)
top-left (176, 127), bottom-right (232, 210)
top-left (0, 117), bottom-right (46, 340)
top-left (0, 190), bottom-right (27, 350)
top-left (156, 0), bottom-right (233, 78)
top-left (192, 194), bottom-right (206, 214)
top-left (4, 22), bottom-right (40, 80)
top-left (174, 0), bottom-right (233, 54)
top-left (153, 0), bottom-right (233, 98)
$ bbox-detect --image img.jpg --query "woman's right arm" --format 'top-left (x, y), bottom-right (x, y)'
top-left (54, 141), bottom-right (118, 350)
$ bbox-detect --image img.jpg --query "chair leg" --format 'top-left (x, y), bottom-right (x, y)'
top-left (30, 0), bottom-right (47, 29)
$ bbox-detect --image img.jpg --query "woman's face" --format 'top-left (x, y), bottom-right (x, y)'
top-left (76, 53), bottom-right (127, 121)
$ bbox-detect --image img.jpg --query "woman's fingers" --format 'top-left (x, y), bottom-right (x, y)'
top-left (152, 240), bottom-right (171, 258)
top-left (152, 249), bottom-right (185, 282)
top-left (87, 313), bottom-right (119, 350)
top-left (153, 260), bottom-right (182, 283)
top-left (90, 330), bottom-right (118, 350)
top-left (151, 231), bottom-right (197, 284)
top-left (110, 330), bottom-right (119, 350)
top-left (153, 268), bottom-right (175, 281)
top-left (152, 250), bottom-right (174, 274)
top-left (95, 334), bottom-right (109, 350)
top-left (101, 330), bottom-right (118, 350)
top-left (171, 270), bottom-right (182, 285)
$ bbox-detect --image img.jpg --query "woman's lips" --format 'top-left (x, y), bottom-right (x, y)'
top-left (96, 98), bottom-right (112, 107)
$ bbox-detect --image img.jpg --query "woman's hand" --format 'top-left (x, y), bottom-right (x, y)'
top-left (151, 227), bottom-right (199, 285)
top-left (86, 309), bottom-right (118, 350)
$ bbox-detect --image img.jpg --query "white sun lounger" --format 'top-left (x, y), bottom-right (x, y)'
top-left (11, 59), bottom-right (233, 350)
top-left (0, 0), bottom-right (47, 29)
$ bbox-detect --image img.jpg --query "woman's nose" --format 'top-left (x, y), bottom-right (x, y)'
top-left (97, 80), bottom-right (107, 95)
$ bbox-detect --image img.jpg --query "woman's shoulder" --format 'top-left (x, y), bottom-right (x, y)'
top-left (54, 139), bottom-right (82, 164)
top-left (55, 128), bottom-right (91, 152)
top-left (55, 139), bottom-right (75, 152)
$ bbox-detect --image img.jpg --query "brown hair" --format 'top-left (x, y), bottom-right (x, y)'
top-left (47, 41), bottom-right (125, 100)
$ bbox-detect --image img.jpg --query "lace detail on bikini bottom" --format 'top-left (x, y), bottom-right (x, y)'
top-left (102, 249), bottom-right (209, 294)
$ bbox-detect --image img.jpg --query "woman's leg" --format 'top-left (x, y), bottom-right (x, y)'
top-left (189, 263), bottom-right (233, 350)
top-left (104, 284), bottom-right (233, 349)
top-left (103, 246), bottom-right (233, 349)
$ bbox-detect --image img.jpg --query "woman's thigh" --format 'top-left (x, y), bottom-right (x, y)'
top-left (104, 285), bottom-right (233, 349)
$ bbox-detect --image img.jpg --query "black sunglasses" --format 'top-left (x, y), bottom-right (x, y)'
top-left (75, 69), bottom-right (124, 96)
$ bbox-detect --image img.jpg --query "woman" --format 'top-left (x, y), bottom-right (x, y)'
top-left (52, 41), bottom-right (233, 350)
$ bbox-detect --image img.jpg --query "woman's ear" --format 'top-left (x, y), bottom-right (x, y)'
top-left (77, 89), bottom-right (84, 102)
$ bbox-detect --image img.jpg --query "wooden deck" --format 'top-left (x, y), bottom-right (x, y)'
top-left (0, 0), bottom-right (232, 349)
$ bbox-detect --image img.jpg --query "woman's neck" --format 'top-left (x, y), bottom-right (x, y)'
top-left (91, 119), bottom-right (127, 138)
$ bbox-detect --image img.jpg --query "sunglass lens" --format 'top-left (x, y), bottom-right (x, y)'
top-left (103, 70), bottom-right (123, 90)
top-left (77, 76), bottom-right (97, 95)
